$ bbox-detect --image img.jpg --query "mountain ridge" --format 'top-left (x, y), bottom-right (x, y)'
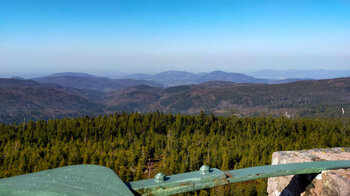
top-left (123, 70), bottom-right (269, 86)
top-left (33, 75), bottom-right (163, 92)
top-left (103, 77), bottom-right (350, 117)
top-left (2, 76), bottom-right (350, 123)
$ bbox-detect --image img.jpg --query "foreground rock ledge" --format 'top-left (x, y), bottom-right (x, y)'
top-left (267, 147), bottom-right (350, 196)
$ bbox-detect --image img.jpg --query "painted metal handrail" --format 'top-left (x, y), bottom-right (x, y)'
top-left (129, 161), bottom-right (350, 195)
top-left (0, 161), bottom-right (349, 196)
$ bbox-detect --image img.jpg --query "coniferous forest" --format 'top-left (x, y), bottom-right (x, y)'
top-left (1, 112), bottom-right (350, 195)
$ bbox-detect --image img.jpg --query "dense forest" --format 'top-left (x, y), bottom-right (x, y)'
top-left (1, 112), bottom-right (349, 195)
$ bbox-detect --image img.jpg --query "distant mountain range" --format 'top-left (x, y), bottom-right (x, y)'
top-left (1, 75), bottom-right (350, 123)
top-left (122, 70), bottom-right (308, 86)
top-left (32, 73), bottom-right (162, 92)
top-left (27, 71), bottom-right (306, 92)
top-left (11, 69), bottom-right (349, 89)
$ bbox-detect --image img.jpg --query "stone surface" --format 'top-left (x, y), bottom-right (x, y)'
top-left (267, 147), bottom-right (350, 196)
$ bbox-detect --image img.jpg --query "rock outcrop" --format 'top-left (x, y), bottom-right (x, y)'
top-left (267, 147), bottom-right (350, 196)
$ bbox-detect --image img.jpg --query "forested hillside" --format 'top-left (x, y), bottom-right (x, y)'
top-left (0, 87), bottom-right (103, 123)
top-left (105, 78), bottom-right (350, 117)
top-left (2, 77), bottom-right (350, 124)
top-left (1, 113), bottom-right (349, 195)
top-left (33, 74), bottom-right (162, 92)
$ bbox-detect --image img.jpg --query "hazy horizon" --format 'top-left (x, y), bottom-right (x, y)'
top-left (1, 0), bottom-right (350, 75)
top-left (2, 68), bottom-right (350, 79)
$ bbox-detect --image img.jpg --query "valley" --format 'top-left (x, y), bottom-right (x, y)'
top-left (1, 73), bottom-right (350, 123)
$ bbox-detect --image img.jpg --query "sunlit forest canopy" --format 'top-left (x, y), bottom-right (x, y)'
top-left (1, 112), bottom-right (349, 195)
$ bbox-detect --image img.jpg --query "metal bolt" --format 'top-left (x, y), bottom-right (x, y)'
top-left (199, 165), bottom-right (210, 175)
top-left (155, 172), bottom-right (165, 183)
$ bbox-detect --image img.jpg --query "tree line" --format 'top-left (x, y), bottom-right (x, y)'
top-left (1, 112), bottom-right (349, 195)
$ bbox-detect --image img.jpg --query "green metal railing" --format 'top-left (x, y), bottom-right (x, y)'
top-left (129, 161), bottom-right (350, 195)
top-left (0, 161), bottom-right (350, 196)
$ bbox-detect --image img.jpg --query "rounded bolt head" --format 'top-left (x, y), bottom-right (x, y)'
top-left (155, 172), bottom-right (165, 183)
top-left (200, 165), bottom-right (210, 175)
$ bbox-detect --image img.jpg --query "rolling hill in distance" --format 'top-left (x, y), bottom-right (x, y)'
top-left (122, 70), bottom-right (306, 86)
top-left (0, 79), bottom-right (103, 123)
top-left (104, 78), bottom-right (350, 117)
top-left (17, 70), bottom-right (311, 88)
top-left (1, 71), bottom-right (350, 123)
top-left (33, 73), bottom-right (163, 92)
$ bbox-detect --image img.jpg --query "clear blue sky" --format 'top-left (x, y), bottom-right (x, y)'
top-left (0, 0), bottom-right (350, 77)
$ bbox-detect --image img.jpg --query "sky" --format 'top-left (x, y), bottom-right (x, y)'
top-left (1, 0), bottom-right (350, 77)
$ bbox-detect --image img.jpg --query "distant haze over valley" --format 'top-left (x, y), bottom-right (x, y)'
top-left (6, 69), bottom-right (350, 84)
top-left (248, 69), bottom-right (350, 80)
